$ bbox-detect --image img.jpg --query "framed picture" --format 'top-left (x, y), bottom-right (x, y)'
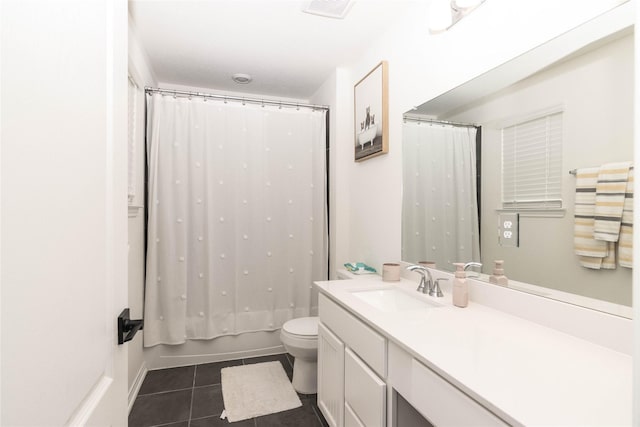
top-left (354, 61), bottom-right (388, 162)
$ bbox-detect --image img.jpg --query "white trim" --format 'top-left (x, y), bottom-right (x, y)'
top-left (128, 362), bottom-right (148, 414)
top-left (155, 345), bottom-right (286, 369)
top-left (495, 208), bottom-right (566, 218)
top-left (65, 376), bottom-right (113, 427)
top-left (145, 344), bottom-right (286, 370)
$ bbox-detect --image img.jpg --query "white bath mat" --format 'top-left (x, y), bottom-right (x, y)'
top-left (220, 361), bottom-right (302, 422)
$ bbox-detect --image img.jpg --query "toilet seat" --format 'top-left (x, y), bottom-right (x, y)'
top-left (282, 316), bottom-right (318, 337)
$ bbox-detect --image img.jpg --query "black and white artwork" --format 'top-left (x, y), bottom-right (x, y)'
top-left (354, 61), bottom-right (388, 161)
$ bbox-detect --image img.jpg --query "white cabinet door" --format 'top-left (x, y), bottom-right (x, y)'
top-left (345, 348), bottom-right (386, 427)
top-left (1, 1), bottom-right (129, 425)
top-left (318, 322), bottom-right (345, 427)
top-left (345, 402), bottom-right (366, 427)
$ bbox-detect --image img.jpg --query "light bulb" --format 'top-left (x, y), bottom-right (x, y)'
top-left (453, 0), bottom-right (483, 10)
top-left (429, 0), bottom-right (453, 33)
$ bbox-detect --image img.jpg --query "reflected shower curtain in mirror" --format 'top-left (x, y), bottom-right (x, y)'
top-left (402, 122), bottom-right (480, 270)
top-left (144, 94), bottom-right (327, 346)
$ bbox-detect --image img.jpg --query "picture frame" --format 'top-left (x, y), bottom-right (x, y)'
top-left (354, 60), bottom-right (388, 162)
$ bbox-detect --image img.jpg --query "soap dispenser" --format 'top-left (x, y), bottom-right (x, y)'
top-left (452, 263), bottom-right (468, 308)
top-left (489, 260), bottom-right (508, 287)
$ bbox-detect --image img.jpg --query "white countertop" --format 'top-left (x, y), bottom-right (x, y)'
top-left (315, 276), bottom-right (632, 426)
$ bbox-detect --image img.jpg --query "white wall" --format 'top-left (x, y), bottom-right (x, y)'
top-left (447, 34), bottom-right (633, 306)
top-left (325, 0), bottom-right (629, 274)
top-left (310, 68), bottom-right (352, 279)
top-left (127, 13), bottom-right (157, 404)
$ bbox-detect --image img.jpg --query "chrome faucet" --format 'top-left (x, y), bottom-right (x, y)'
top-left (406, 265), bottom-right (433, 295)
top-left (431, 278), bottom-right (448, 298)
top-left (463, 262), bottom-right (483, 278)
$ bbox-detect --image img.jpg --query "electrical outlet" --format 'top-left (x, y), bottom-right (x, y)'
top-left (498, 213), bottom-right (519, 247)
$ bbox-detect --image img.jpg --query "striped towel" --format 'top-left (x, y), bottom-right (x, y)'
top-left (579, 242), bottom-right (616, 270)
top-left (574, 167), bottom-right (610, 269)
top-left (619, 168), bottom-right (633, 268)
top-left (593, 162), bottom-right (632, 242)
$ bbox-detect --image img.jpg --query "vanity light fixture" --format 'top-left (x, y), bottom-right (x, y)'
top-left (302, 0), bottom-right (354, 19)
top-left (428, 0), bottom-right (486, 34)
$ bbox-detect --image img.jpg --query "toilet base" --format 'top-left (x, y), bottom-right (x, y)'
top-left (292, 358), bottom-right (317, 394)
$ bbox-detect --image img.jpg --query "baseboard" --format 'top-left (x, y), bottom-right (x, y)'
top-left (128, 361), bottom-right (148, 414)
top-left (67, 376), bottom-right (113, 426)
top-left (143, 330), bottom-right (287, 370)
top-left (148, 344), bottom-right (286, 370)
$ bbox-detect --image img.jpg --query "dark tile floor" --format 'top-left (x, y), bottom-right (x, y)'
top-left (129, 353), bottom-right (329, 427)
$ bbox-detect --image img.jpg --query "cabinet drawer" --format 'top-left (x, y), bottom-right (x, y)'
top-left (411, 359), bottom-right (508, 426)
top-left (345, 348), bottom-right (386, 427)
top-left (319, 294), bottom-right (386, 377)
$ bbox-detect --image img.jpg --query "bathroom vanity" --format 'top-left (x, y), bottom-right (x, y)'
top-left (315, 272), bottom-right (632, 426)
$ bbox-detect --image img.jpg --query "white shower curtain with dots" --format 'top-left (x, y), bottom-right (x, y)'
top-left (402, 122), bottom-right (480, 270)
top-left (144, 93), bottom-right (327, 347)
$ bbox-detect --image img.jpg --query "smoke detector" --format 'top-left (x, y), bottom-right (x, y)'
top-left (302, 0), bottom-right (354, 19)
top-left (232, 73), bottom-right (252, 84)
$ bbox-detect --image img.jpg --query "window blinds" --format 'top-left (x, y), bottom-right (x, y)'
top-left (502, 111), bottom-right (563, 209)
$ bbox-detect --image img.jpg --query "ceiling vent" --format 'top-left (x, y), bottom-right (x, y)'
top-left (302, 0), bottom-right (354, 19)
top-left (232, 73), bottom-right (252, 84)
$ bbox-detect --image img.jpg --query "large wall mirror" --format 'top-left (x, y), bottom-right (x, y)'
top-left (402, 4), bottom-right (634, 318)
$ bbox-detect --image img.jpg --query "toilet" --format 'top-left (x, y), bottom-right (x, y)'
top-left (280, 316), bottom-right (319, 394)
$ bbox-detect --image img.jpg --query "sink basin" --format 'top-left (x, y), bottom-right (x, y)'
top-left (350, 288), bottom-right (442, 312)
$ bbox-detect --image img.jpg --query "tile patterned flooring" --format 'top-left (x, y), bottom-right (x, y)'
top-left (129, 353), bottom-right (329, 427)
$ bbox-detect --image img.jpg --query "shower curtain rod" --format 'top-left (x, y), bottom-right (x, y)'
top-left (403, 115), bottom-right (478, 128)
top-left (145, 87), bottom-right (330, 111)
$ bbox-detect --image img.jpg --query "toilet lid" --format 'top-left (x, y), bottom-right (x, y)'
top-left (282, 316), bottom-right (319, 336)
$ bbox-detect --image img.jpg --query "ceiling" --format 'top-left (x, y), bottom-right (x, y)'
top-left (129, 0), bottom-right (416, 100)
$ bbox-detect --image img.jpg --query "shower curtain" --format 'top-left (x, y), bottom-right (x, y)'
top-left (402, 122), bottom-right (480, 270)
top-left (144, 93), bottom-right (327, 347)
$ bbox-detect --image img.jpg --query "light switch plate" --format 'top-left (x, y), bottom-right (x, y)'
top-left (498, 213), bottom-right (519, 247)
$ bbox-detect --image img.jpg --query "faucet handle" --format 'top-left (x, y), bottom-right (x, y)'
top-left (430, 278), bottom-right (448, 298)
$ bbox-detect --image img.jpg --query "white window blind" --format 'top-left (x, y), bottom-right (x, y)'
top-left (502, 111), bottom-right (563, 210)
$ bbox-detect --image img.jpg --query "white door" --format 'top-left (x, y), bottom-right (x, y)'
top-left (1, 1), bottom-right (129, 425)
